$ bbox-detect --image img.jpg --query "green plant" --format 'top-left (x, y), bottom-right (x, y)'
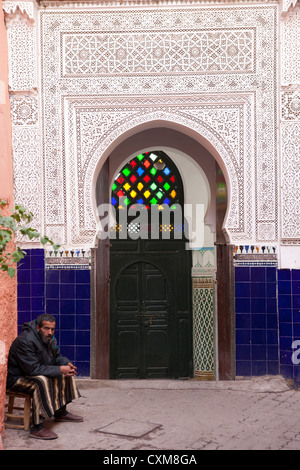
top-left (0, 200), bottom-right (60, 278)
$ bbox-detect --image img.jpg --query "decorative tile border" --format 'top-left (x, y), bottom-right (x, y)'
top-left (45, 248), bottom-right (91, 258)
top-left (234, 245), bottom-right (277, 255)
top-left (46, 264), bottom-right (91, 270)
top-left (234, 256), bottom-right (278, 267)
top-left (192, 276), bottom-right (215, 379)
top-left (45, 247), bottom-right (91, 269)
top-left (233, 244), bottom-right (278, 267)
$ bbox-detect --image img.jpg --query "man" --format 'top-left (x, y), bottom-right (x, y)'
top-left (6, 314), bottom-right (83, 440)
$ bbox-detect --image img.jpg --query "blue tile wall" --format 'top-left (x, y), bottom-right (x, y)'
top-left (278, 269), bottom-right (300, 386)
top-left (45, 268), bottom-right (91, 377)
top-left (17, 249), bottom-right (91, 377)
top-left (17, 250), bottom-right (300, 384)
top-left (235, 266), bottom-right (279, 377)
top-left (17, 249), bottom-right (45, 332)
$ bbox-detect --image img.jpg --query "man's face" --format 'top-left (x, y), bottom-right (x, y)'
top-left (37, 321), bottom-right (55, 343)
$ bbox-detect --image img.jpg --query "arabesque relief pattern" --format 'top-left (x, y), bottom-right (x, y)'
top-left (280, 3), bottom-right (300, 244)
top-left (3, 1), bottom-right (281, 248)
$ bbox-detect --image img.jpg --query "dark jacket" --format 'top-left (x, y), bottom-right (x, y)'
top-left (6, 320), bottom-right (70, 389)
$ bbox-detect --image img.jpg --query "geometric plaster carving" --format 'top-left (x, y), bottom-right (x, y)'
top-left (282, 0), bottom-right (299, 14)
top-left (3, 2), bottom-right (35, 21)
top-left (12, 126), bottom-right (42, 234)
top-left (4, 1), bottom-right (37, 91)
top-left (281, 4), bottom-right (300, 86)
top-left (7, 2), bottom-right (279, 247)
top-left (281, 122), bottom-right (300, 241)
top-left (65, 94), bottom-right (252, 245)
top-left (280, 1), bottom-right (300, 245)
top-left (62, 29), bottom-right (255, 76)
top-left (10, 94), bottom-right (38, 125)
top-left (281, 91), bottom-right (300, 120)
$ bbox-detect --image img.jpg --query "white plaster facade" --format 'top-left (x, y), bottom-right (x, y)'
top-left (2, 0), bottom-right (300, 269)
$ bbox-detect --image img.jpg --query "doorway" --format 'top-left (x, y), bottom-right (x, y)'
top-left (93, 128), bottom-right (234, 381)
top-left (109, 150), bottom-right (193, 379)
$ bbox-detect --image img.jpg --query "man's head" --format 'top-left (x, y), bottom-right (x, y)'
top-left (36, 314), bottom-right (56, 343)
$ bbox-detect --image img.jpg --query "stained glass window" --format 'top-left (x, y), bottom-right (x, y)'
top-left (111, 151), bottom-right (184, 238)
top-left (112, 151), bottom-right (182, 209)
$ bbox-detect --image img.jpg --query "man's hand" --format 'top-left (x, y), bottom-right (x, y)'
top-left (60, 363), bottom-right (78, 376)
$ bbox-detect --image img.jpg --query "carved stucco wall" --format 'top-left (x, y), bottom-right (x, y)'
top-left (4, 0), bottom-right (298, 263)
top-left (280, 1), bottom-right (300, 240)
top-left (280, 0), bottom-right (300, 267)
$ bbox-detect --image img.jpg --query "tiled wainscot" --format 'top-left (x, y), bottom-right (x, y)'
top-left (277, 269), bottom-right (300, 386)
top-left (235, 256), bottom-right (279, 377)
top-left (234, 246), bottom-right (300, 387)
top-left (16, 247), bottom-right (300, 385)
top-left (17, 249), bottom-right (91, 377)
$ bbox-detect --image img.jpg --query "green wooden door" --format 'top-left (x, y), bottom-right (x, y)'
top-left (110, 239), bottom-right (193, 379)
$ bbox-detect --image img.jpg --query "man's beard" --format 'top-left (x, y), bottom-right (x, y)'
top-left (38, 330), bottom-right (53, 345)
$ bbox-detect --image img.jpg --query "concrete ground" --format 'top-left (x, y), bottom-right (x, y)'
top-left (2, 375), bottom-right (300, 452)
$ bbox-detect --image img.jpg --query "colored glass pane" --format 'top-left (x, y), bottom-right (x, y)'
top-left (136, 167), bottom-right (144, 176)
top-left (122, 168), bottom-right (131, 177)
top-left (161, 224), bottom-right (173, 232)
top-left (111, 151), bottom-right (183, 236)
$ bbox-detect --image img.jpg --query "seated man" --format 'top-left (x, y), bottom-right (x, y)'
top-left (6, 314), bottom-right (83, 440)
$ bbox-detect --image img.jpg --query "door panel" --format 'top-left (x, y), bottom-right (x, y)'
top-left (145, 329), bottom-right (168, 368)
top-left (145, 275), bottom-right (166, 301)
top-left (116, 272), bottom-right (138, 301)
top-left (117, 330), bottom-right (139, 368)
top-left (112, 261), bottom-right (170, 378)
